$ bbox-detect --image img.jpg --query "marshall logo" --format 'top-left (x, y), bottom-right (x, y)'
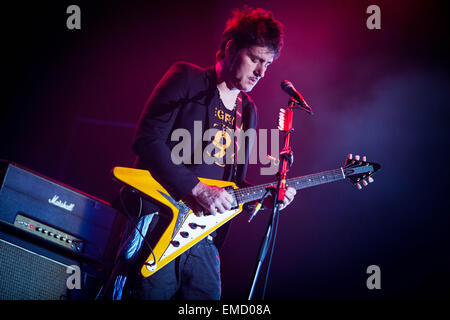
top-left (48, 195), bottom-right (75, 212)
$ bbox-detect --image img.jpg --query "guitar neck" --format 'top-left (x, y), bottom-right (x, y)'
top-left (233, 167), bottom-right (346, 204)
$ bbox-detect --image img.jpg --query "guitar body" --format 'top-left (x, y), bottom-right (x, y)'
top-left (112, 167), bottom-right (243, 278)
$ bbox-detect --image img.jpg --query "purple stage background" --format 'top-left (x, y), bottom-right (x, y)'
top-left (2, 0), bottom-right (449, 299)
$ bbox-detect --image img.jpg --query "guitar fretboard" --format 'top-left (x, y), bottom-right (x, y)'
top-left (232, 168), bottom-right (345, 204)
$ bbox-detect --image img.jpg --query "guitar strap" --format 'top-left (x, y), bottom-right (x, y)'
top-left (230, 92), bottom-right (243, 183)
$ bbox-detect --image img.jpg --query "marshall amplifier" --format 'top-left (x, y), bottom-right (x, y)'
top-left (0, 160), bottom-right (126, 269)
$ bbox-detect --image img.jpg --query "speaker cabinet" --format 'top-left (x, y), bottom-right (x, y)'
top-left (0, 238), bottom-right (75, 299)
top-left (0, 229), bottom-right (103, 300)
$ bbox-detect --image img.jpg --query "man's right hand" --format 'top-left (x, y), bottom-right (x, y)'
top-left (182, 181), bottom-right (234, 216)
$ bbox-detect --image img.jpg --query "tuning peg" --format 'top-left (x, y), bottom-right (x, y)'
top-left (362, 156), bottom-right (367, 162)
top-left (355, 155), bottom-right (360, 161)
top-left (347, 154), bottom-right (353, 160)
top-left (362, 179), bottom-right (368, 187)
top-left (368, 177), bottom-right (374, 183)
top-left (356, 182), bottom-right (362, 190)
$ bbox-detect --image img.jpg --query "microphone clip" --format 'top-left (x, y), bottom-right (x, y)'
top-left (279, 147), bottom-right (294, 168)
top-left (291, 97), bottom-right (314, 115)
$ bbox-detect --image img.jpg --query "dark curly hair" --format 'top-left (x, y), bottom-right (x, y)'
top-left (217, 6), bottom-right (284, 61)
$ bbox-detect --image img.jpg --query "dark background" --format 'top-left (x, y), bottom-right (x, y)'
top-left (1, 0), bottom-right (449, 300)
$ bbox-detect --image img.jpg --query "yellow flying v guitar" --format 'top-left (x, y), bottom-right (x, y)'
top-left (112, 154), bottom-right (380, 278)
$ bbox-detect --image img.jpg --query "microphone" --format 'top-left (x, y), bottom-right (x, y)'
top-left (280, 80), bottom-right (313, 114)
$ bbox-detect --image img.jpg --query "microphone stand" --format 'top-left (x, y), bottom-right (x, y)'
top-left (248, 97), bottom-right (311, 300)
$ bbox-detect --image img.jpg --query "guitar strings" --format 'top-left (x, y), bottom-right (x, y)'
top-left (231, 168), bottom-right (345, 203)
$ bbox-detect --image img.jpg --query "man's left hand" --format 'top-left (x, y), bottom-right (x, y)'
top-left (278, 187), bottom-right (296, 211)
top-left (263, 186), bottom-right (297, 211)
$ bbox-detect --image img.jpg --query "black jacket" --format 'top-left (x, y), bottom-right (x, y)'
top-left (132, 61), bottom-right (258, 201)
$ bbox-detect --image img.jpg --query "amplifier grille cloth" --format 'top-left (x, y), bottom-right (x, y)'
top-left (0, 239), bottom-right (73, 300)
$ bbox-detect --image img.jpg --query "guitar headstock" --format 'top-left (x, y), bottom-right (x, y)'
top-left (343, 154), bottom-right (381, 190)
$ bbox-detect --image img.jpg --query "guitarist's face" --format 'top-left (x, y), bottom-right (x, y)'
top-left (228, 45), bottom-right (274, 92)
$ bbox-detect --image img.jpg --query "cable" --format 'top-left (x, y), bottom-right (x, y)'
top-left (118, 186), bottom-right (157, 267)
top-left (248, 187), bottom-right (273, 222)
top-left (261, 199), bottom-right (281, 299)
top-left (261, 154), bottom-right (292, 299)
top-left (95, 187), bottom-right (159, 300)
